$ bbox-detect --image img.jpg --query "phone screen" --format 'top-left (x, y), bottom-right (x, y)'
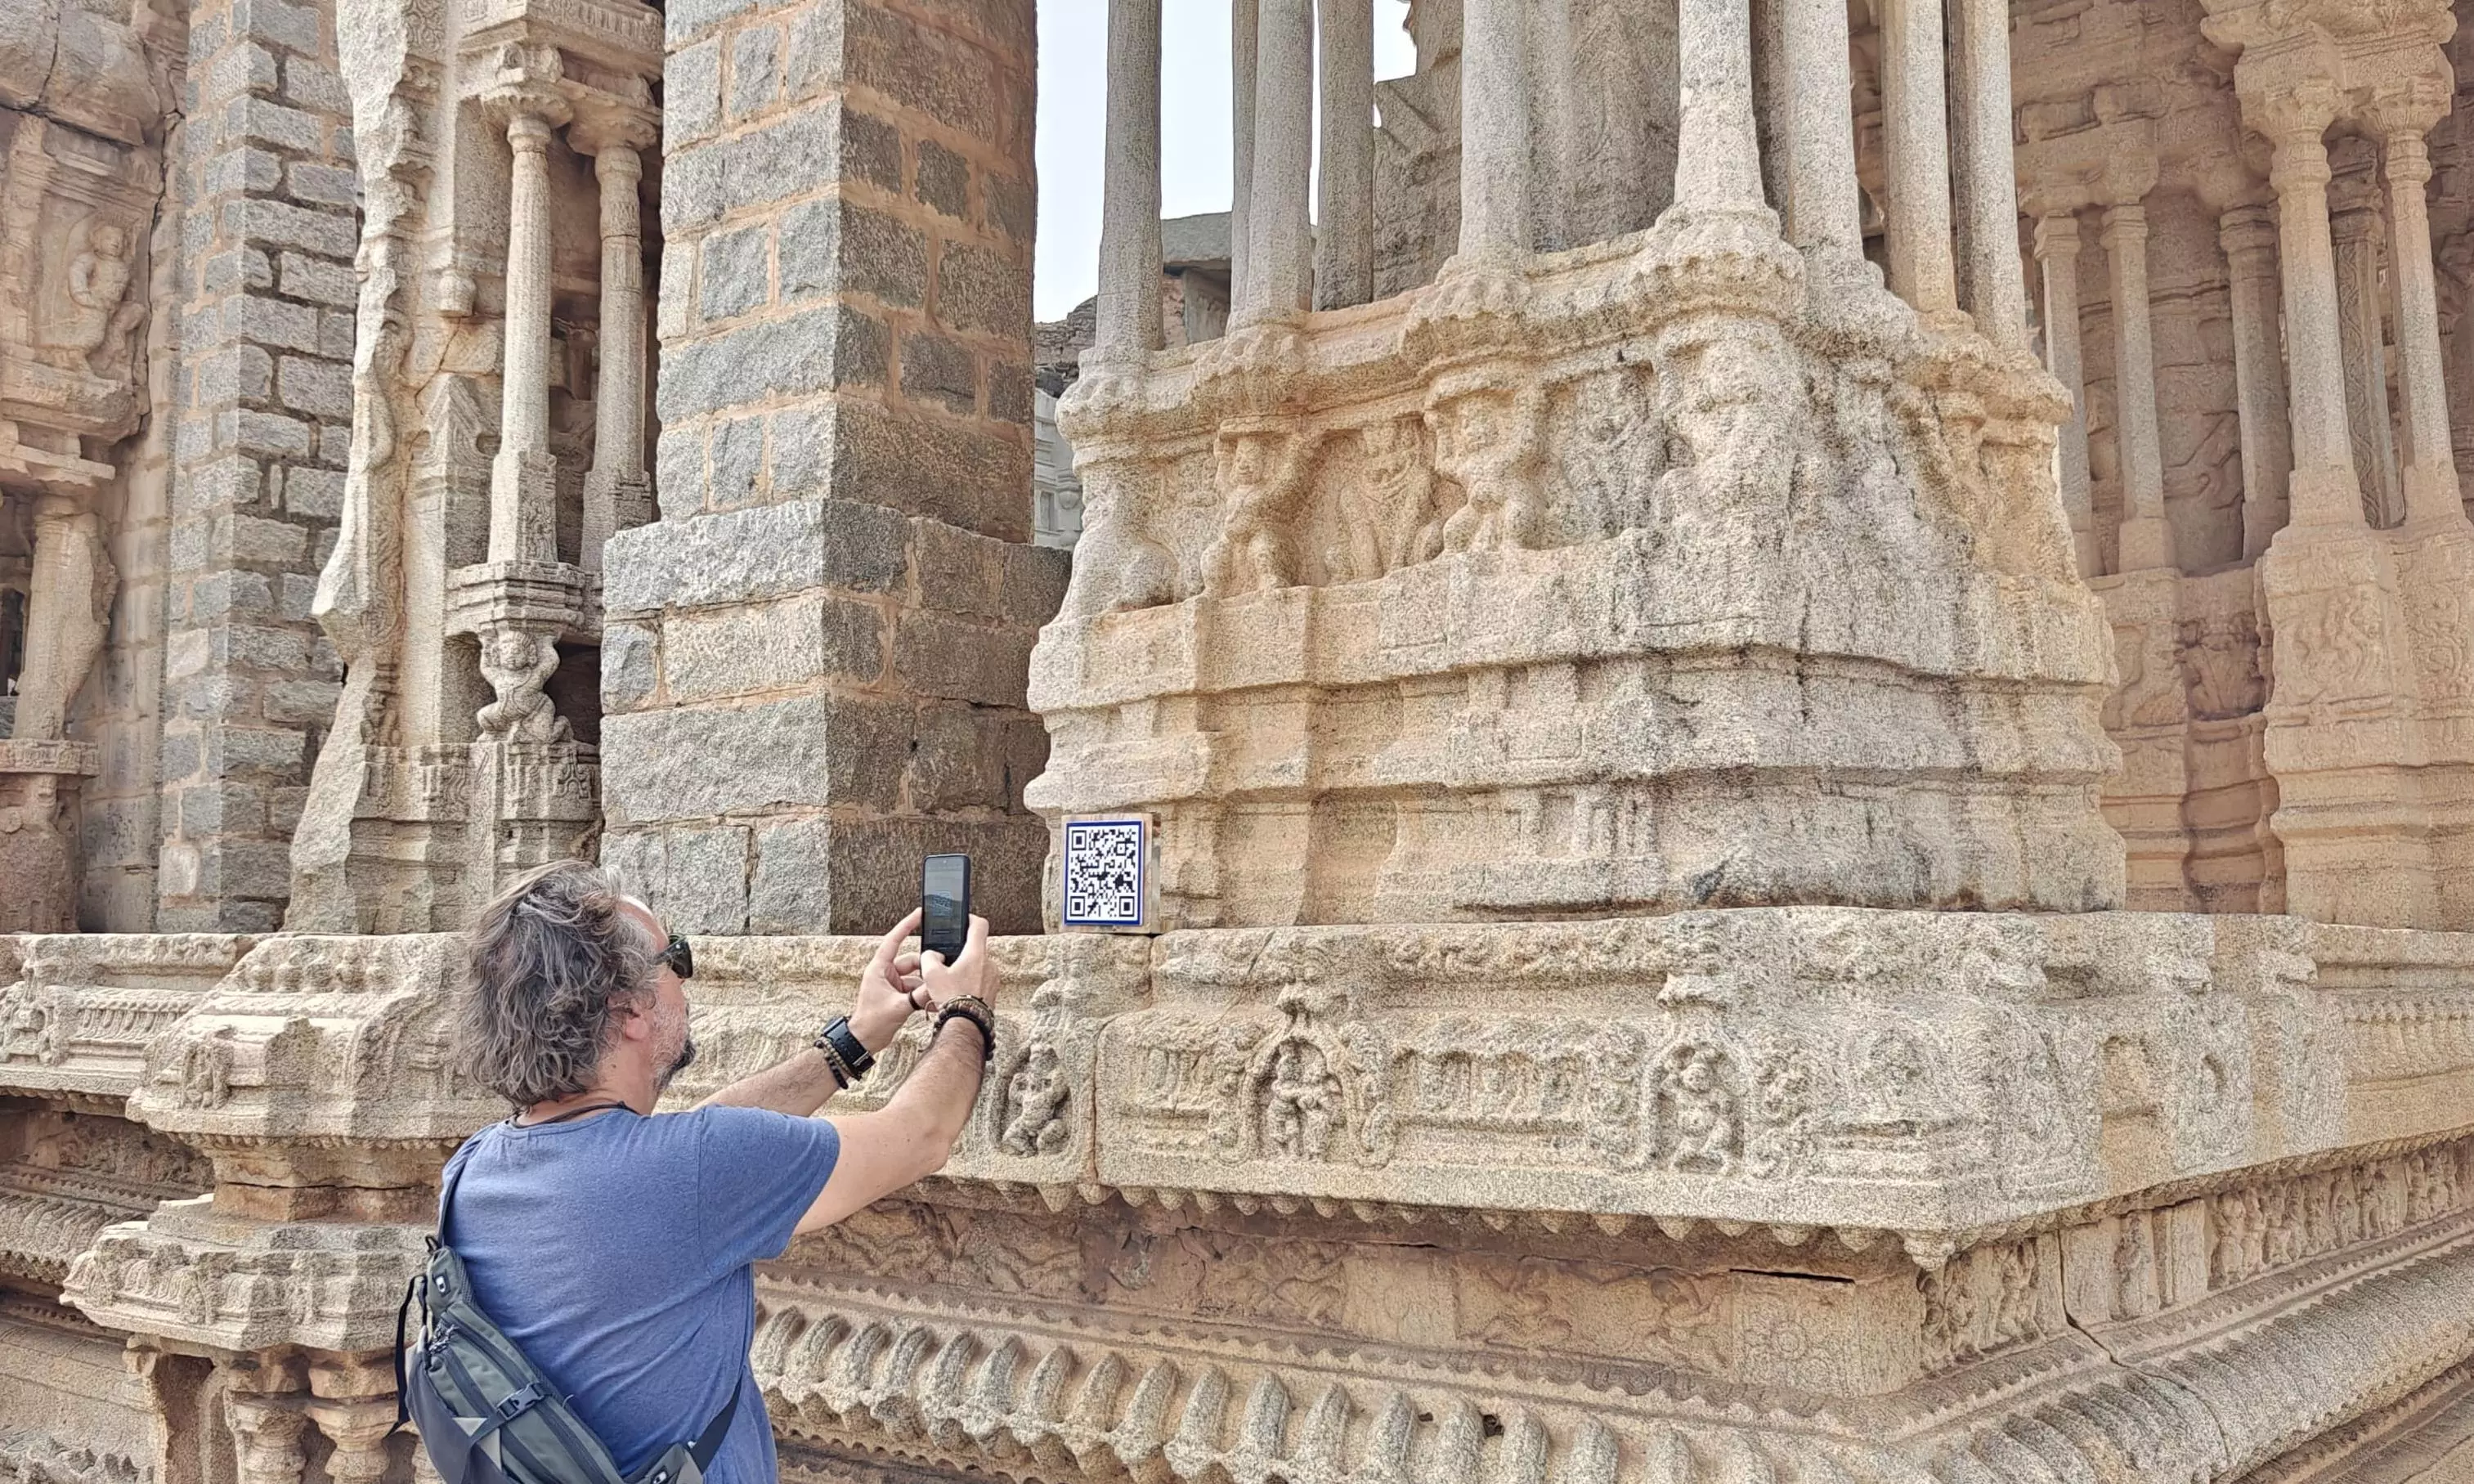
top-left (922, 854), bottom-right (970, 959)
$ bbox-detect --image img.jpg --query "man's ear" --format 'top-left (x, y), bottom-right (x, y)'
top-left (612, 994), bottom-right (654, 1042)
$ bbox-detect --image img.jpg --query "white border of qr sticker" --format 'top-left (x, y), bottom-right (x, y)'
top-left (1061, 818), bottom-right (1146, 927)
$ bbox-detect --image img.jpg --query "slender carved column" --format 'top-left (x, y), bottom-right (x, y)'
top-left (1950, 0), bottom-right (2027, 347)
top-left (1315, 0), bottom-right (1374, 308)
top-left (1097, 0), bottom-right (1163, 353)
top-left (13, 494), bottom-right (115, 741)
top-left (489, 102), bottom-right (571, 566)
top-left (1879, 0), bottom-right (1957, 313)
top-left (1230, 0), bottom-right (1257, 309)
top-left (2103, 202), bottom-right (2176, 572)
top-left (2035, 214), bottom-right (2099, 576)
top-left (227, 1398), bottom-right (309, 1484)
top-left (1237, 0), bottom-right (1313, 321)
top-left (1457, 0), bottom-right (1531, 261)
top-left (576, 128), bottom-right (652, 572)
top-left (1780, 0), bottom-right (1861, 256)
top-left (2220, 205), bottom-right (2294, 558)
top-left (2369, 86), bottom-right (2463, 528)
top-left (2331, 182), bottom-right (2403, 528)
top-left (2254, 94), bottom-right (2366, 530)
top-left (1674, 0), bottom-right (1764, 213)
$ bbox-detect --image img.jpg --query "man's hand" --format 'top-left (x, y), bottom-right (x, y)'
top-left (850, 908), bottom-right (926, 1054)
top-left (919, 914), bottom-right (996, 1013)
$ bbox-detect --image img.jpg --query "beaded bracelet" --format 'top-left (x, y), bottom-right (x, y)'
top-left (934, 998), bottom-right (995, 1065)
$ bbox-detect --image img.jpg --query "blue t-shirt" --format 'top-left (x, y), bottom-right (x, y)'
top-left (438, 1105), bottom-right (841, 1484)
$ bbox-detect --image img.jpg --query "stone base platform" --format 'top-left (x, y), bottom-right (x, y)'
top-left (1, 909), bottom-right (2471, 1482)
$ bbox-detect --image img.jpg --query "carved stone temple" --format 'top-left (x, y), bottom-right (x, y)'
top-left (19, 0), bottom-right (2474, 1477)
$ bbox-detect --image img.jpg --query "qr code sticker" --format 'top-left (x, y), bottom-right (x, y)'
top-left (1063, 819), bottom-right (1145, 927)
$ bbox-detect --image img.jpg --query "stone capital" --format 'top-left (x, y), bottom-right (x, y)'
top-left (566, 98), bottom-right (659, 158)
top-left (2218, 202), bottom-right (2281, 262)
top-left (2098, 200), bottom-right (2149, 249)
top-left (2032, 212), bottom-right (2083, 262)
top-left (2244, 78), bottom-right (2341, 150)
top-left (2363, 73), bottom-right (2453, 141)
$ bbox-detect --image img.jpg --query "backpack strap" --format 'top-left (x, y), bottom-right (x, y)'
top-left (629, 1385), bottom-right (738, 1484)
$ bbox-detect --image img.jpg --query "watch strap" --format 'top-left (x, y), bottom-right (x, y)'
top-left (816, 1015), bottom-right (875, 1079)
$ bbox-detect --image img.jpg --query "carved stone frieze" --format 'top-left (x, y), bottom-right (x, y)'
top-left (0, 935), bottom-right (254, 1100)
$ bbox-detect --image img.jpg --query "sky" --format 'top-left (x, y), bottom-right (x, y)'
top-left (1032, 2), bottom-right (1419, 321)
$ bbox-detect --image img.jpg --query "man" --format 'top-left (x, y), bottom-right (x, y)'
top-left (440, 859), bottom-right (996, 1484)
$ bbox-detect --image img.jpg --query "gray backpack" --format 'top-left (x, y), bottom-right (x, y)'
top-left (397, 1114), bottom-right (738, 1484)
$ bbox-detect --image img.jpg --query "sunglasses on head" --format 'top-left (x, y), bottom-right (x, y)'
top-left (660, 933), bottom-right (694, 980)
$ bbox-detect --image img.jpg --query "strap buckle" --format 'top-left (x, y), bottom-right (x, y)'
top-left (495, 1383), bottom-right (547, 1420)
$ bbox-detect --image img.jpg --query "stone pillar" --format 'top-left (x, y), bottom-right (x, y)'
top-left (1950, 0), bottom-right (2027, 349)
top-left (2369, 88), bottom-right (2463, 528)
top-left (1457, 0), bottom-right (1531, 261)
top-left (2102, 202), bottom-right (2176, 572)
top-left (604, 0), bottom-right (1058, 935)
top-left (1673, 0), bottom-right (1764, 213)
top-left (1780, 0), bottom-right (1861, 256)
top-left (489, 104), bottom-right (570, 567)
top-left (1231, 0), bottom-right (1257, 310)
top-left (2330, 177), bottom-right (2403, 529)
top-left (2035, 213), bottom-right (2100, 576)
top-left (1097, 0), bottom-right (1163, 356)
top-left (1237, 0), bottom-right (1314, 322)
top-left (2257, 96), bottom-right (2365, 529)
top-left (306, 1401), bottom-right (396, 1484)
top-left (0, 495), bottom-right (114, 931)
top-left (577, 128), bottom-right (656, 573)
top-left (155, 0), bottom-right (361, 932)
top-left (1878, 0), bottom-right (1958, 314)
top-left (2220, 205), bottom-right (2294, 559)
top-left (1315, 0), bottom-right (1376, 309)
top-left (226, 1398), bottom-right (308, 1484)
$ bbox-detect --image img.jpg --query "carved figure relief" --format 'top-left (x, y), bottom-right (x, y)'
top-left (1427, 383), bottom-right (1546, 552)
top-left (1203, 429), bottom-right (1324, 595)
top-left (35, 214), bottom-right (146, 380)
top-left (998, 1038), bottom-right (1071, 1156)
top-left (1651, 1042), bottom-right (1741, 1175)
top-left (475, 628), bottom-right (570, 742)
top-left (2176, 615), bottom-right (2267, 720)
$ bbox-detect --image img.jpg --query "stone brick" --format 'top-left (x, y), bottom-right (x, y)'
top-left (985, 171), bottom-right (1035, 244)
top-left (200, 724), bottom-right (307, 782)
top-left (199, 43), bottom-right (281, 101)
top-left (657, 825), bottom-right (753, 934)
top-left (196, 345), bottom-right (275, 404)
top-left (657, 303), bottom-right (886, 424)
top-left (935, 240), bottom-right (1029, 338)
top-left (842, 1), bottom-right (1001, 144)
top-left (781, 197), bottom-right (925, 308)
top-left (204, 146), bottom-right (283, 196)
top-left (745, 818), bottom-right (834, 934)
top-left (820, 399), bottom-right (1028, 539)
top-left (219, 197), bottom-right (356, 258)
top-left (656, 428), bottom-right (704, 522)
top-left (220, 409), bottom-right (313, 458)
top-left (603, 498), bottom-right (910, 614)
top-left (708, 415), bottom-right (764, 509)
top-left (782, 2), bottom-right (846, 100)
top-left (988, 358), bottom-right (1033, 426)
top-left (893, 610), bottom-right (1033, 706)
top-left (903, 703), bottom-right (1004, 813)
top-left (277, 356), bottom-right (352, 418)
top-left (899, 330), bottom-right (977, 415)
top-left (697, 224), bottom-right (772, 323)
top-left (226, 0), bottom-right (320, 53)
top-left (666, 38), bottom-right (722, 145)
top-left (728, 25), bottom-right (781, 122)
top-left (278, 250), bottom-right (355, 305)
top-left (229, 293), bottom-right (320, 352)
top-left (661, 594), bottom-right (885, 701)
top-left (603, 621), bottom-right (660, 711)
top-left (999, 542), bottom-right (1070, 626)
top-left (285, 161), bottom-right (360, 207)
top-left (601, 691), bottom-right (908, 823)
top-left (199, 247), bottom-right (276, 294)
top-left (664, 0), bottom-right (757, 46)
top-left (916, 139), bottom-right (970, 220)
top-left (189, 571), bottom-right (277, 621)
top-left (766, 406), bottom-right (828, 495)
top-left (212, 512), bottom-right (311, 565)
top-left (280, 465), bottom-right (344, 519)
top-left (262, 677), bottom-right (342, 725)
top-left (225, 96), bottom-right (325, 153)
top-left (912, 517), bottom-right (1007, 620)
top-left (282, 57), bottom-right (348, 113)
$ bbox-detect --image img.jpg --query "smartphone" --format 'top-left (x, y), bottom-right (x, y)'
top-left (921, 854), bottom-right (971, 964)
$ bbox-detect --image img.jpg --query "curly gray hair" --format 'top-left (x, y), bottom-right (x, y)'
top-left (458, 859), bottom-right (659, 1108)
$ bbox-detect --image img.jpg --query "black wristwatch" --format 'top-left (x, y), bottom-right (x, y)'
top-left (813, 1016), bottom-right (875, 1087)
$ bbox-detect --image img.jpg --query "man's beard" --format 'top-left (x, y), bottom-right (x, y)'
top-left (652, 1000), bottom-right (697, 1092)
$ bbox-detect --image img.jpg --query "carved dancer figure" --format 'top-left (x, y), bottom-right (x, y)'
top-left (1427, 382), bottom-right (1548, 553)
top-left (1661, 1045), bottom-right (1738, 1173)
top-left (998, 1039), bottom-right (1071, 1155)
top-left (1205, 428), bottom-right (1322, 594)
top-left (1264, 1038), bottom-right (1338, 1159)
